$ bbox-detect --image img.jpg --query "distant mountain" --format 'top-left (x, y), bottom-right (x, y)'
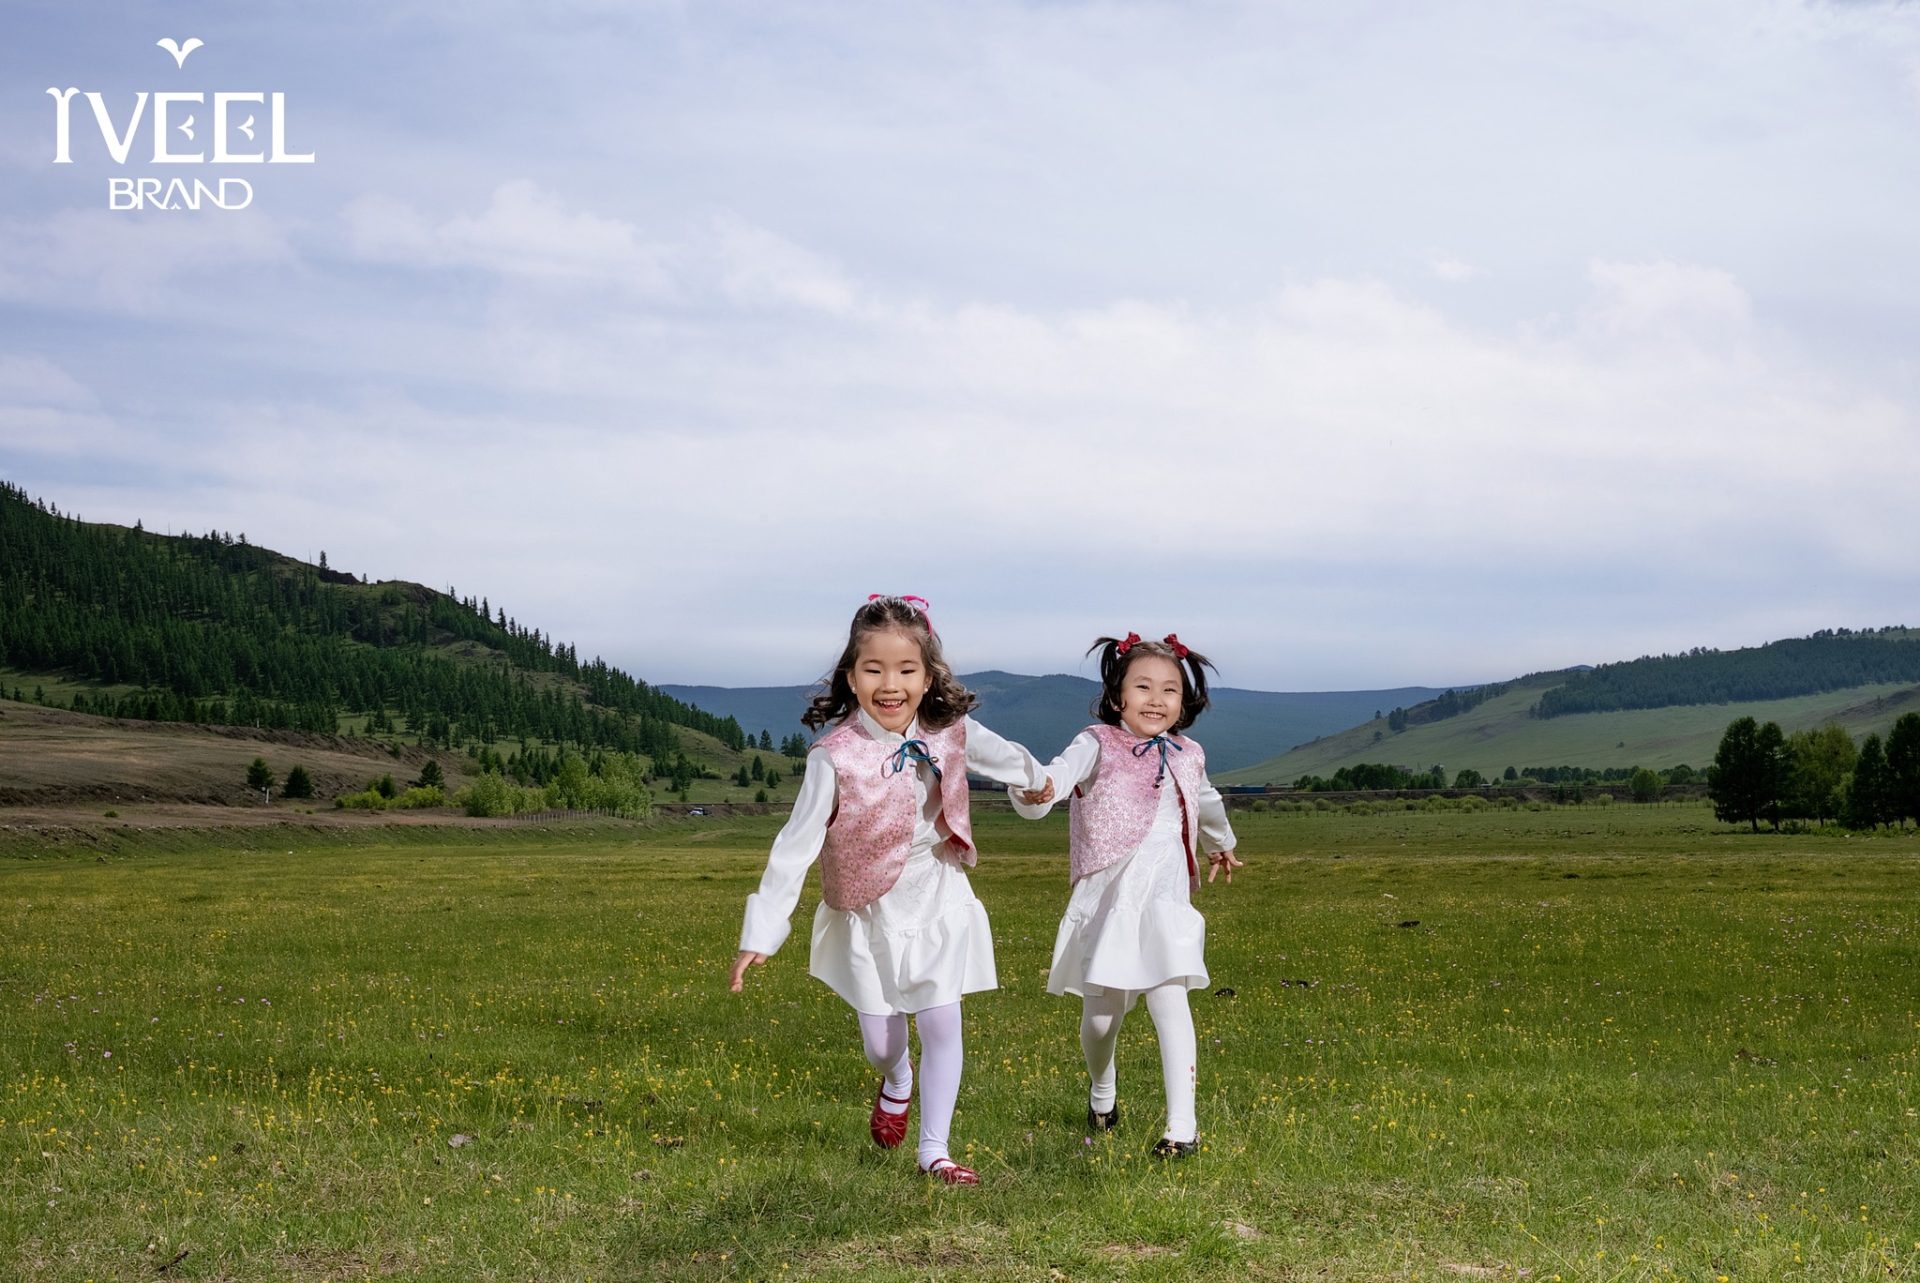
top-left (663, 671), bottom-right (1453, 772)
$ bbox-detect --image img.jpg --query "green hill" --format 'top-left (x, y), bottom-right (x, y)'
top-left (0, 480), bottom-right (746, 790)
top-left (1222, 676), bottom-right (1920, 786)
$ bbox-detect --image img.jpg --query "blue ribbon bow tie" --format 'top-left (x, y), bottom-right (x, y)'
top-left (1131, 733), bottom-right (1182, 788)
top-left (884, 738), bottom-right (943, 781)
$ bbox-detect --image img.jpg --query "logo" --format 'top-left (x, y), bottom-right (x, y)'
top-left (46, 36), bottom-right (315, 211)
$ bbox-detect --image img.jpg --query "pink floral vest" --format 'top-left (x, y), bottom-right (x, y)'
top-left (816, 717), bottom-right (974, 911)
top-left (1067, 723), bottom-right (1206, 884)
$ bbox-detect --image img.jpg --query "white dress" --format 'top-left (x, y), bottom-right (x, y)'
top-left (1016, 730), bottom-right (1236, 1002)
top-left (739, 710), bottom-right (1049, 1017)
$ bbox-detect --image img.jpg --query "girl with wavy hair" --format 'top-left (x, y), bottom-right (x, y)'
top-left (729, 595), bottom-right (1053, 1185)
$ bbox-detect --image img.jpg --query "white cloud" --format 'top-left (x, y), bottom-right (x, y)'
top-left (342, 180), bottom-right (673, 295)
top-left (714, 213), bottom-right (861, 315)
top-left (0, 354), bottom-right (96, 408)
top-left (1583, 259), bottom-right (1753, 344)
top-left (0, 206), bottom-right (298, 312)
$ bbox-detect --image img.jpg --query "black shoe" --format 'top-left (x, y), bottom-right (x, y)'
top-left (1086, 1101), bottom-right (1120, 1131)
top-left (1151, 1137), bottom-right (1198, 1159)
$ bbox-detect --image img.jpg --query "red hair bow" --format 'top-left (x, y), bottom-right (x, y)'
top-left (1115, 631), bottom-right (1142, 656)
top-left (1163, 633), bottom-right (1189, 658)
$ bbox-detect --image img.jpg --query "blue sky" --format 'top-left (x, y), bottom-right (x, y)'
top-left (4, 1), bottom-right (1918, 690)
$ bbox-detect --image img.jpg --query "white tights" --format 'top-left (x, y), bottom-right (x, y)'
top-left (1080, 983), bottom-right (1197, 1142)
top-left (857, 1001), bottom-right (964, 1169)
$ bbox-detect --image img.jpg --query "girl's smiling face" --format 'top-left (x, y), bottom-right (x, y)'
top-left (1117, 654), bottom-right (1184, 738)
top-left (850, 627), bottom-right (930, 734)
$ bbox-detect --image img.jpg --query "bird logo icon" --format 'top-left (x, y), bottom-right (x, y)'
top-left (156, 37), bottom-right (204, 68)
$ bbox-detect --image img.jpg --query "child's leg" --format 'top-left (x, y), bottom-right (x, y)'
top-left (1080, 988), bottom-right (1130, 1113)
top-left (911, 1001), bottom-right (963, 1169)
top-left (858, 1011), bottom-right (913, 1113)
top-left (1142, 982), bottom-right (1198, 1142)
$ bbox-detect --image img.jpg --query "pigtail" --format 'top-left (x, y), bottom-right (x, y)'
top-left (1085, 635), bottom-right (1131, 725)
top-left (1170, 643), bottom-right (1217, 732)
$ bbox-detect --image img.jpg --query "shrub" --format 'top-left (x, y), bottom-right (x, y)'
top-left (457, 773), bottom-right (545, 818)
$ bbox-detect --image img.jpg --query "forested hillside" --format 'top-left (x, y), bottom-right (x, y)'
top-left (0, 482), bottom-right (743, 771)
top-left (1533, 629), bottom-right (1920, 717)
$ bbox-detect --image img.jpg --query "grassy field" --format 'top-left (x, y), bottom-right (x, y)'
top-left (1222, 681), bottom-right (1920, 787)
top-left (2, 806), bottom-right (1918, 1281)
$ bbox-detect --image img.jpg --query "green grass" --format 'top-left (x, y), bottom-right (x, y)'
top-left (1223, 681), bottom-right (1920, 786)
top-left (3, 806), bottom-right (1918, 1281)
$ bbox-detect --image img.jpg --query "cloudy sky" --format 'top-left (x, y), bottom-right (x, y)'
top-left (4, 1), bottom-right (1917, 691)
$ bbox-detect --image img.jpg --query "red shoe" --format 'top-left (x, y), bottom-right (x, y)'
top-left (869, 1084), bottom-right (911, 1149)
top-left (921, 1157), bottom-right (979, 1186)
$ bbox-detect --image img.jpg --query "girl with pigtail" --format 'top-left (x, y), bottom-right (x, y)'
top-left (1012, 632), bottom-right (1243, 1157)
top-left (729, 595), bottom-right (1055, 1186)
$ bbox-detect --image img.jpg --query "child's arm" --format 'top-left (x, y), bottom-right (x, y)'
top-left (730, 749), bottom-right (835, 991)
top-left (1195, 769), bottom-right (1243, 885)
top-left (960, 717), bottom-right (1056, 800)
top-left (1008, 730), bottom-right (1101, 820)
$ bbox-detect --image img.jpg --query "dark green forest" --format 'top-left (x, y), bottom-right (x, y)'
top-left (1530, 629), bottom-right (1920, 718)
top-left (0, 482), bottom-right (743, 766)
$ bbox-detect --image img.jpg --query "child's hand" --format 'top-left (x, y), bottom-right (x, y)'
top-left (1015, 778), bottom-right (1055, 807)
top-left (729, 950), bottom-right (767, 992)
top-left (1207, 849), bottom-right (1244, 885)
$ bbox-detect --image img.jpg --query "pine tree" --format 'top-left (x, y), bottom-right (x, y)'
top-left (1847, 734), bottom-right (1892, 830)
top-left (1886, 712), bottom-right (1920, 829)
top-left (1708, 717), bottom-right (1788, 831)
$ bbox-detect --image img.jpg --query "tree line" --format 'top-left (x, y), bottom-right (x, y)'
top-left (1534, 628), bottom-right (1920, 719)
top-left (1291, 761), bottom-right (1697, 794)
top-left (1381, 680), bottom-right (1515, 734)
top-left (0, 482), bottom-right (744, 765)
top-left (1708, 712), bottom-right (1920, 831)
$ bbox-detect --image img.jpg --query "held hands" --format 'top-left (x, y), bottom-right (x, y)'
top-left (1013, 777), bottom-right (1056, 807)
top-left (728, 950), bottom-right (767, 992)
top-left (1207, 849), bottom-right (1244, 885)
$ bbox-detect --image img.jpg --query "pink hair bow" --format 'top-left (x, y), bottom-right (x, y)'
top-left (868, 593), bottom-right (936, 634)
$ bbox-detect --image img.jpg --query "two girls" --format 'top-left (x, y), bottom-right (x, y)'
top-left (731, 601), bottom-right (1239, 1178)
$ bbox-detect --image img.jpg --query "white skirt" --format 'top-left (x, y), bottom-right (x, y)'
top-left (809, 844), bottom-right (998, 1016)
top-left (1047, 788), bottom-right (1209, 1001)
